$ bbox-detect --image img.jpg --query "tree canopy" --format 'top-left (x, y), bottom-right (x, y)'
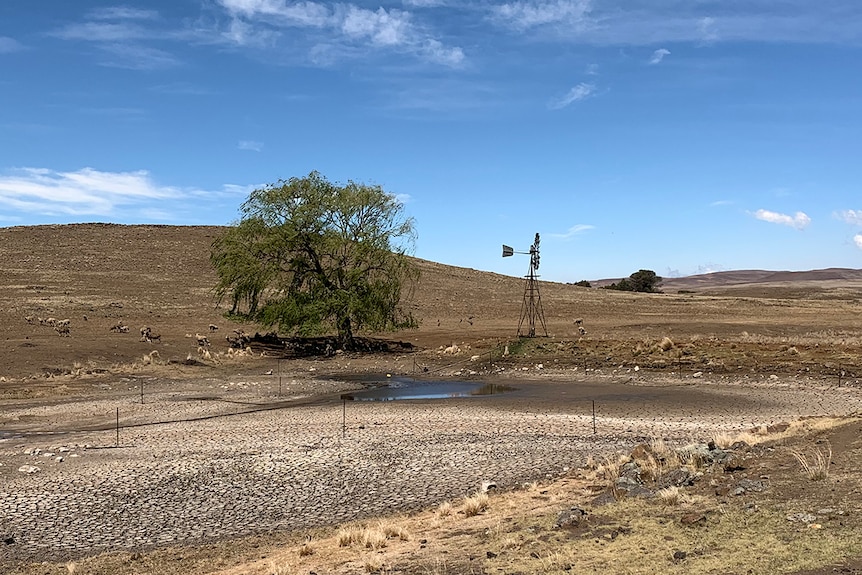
top-left (210, 171), bottom-right (419, 349)
top-left (602, 269), bottom-right (663, 293)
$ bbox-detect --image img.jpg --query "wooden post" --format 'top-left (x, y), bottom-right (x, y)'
top-left (116, 407), bottom-right (119, 447)
top-left (592, 400), bottom-right (596, 435)
top-left (278, 358), bottom-right (282, 397)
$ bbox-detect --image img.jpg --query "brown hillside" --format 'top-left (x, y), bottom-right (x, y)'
top-left (1, 223), bottom-right (862, 381)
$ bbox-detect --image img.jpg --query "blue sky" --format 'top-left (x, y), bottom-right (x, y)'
top-left (1, 1), bottom-right (861, 283)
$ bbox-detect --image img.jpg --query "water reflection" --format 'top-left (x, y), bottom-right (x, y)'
top-left (341, 378), bottom-right (515, 401)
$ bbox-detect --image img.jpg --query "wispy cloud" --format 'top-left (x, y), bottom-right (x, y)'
top-left (216, 1), bottom-right (464, 66)
top-left (51, 8), bottom-right (182, 70)
top-left (238, 140), bottom-right (264, 152)
top-left (549, 224), bottom-right (595, 240)
top-left (648, 48), bottom-right (670, 65)
top-left (836, 209), bottom-right (862, 225)
top-left (0, 36), bottom-right (25, 54)
top-left (855, 234), bottom-right (862, 250)
top-left (491, 0), bottom-right (592, 31)
top-left (0, 167), bottom-right (246, 220)
top-left (710, 200), bottom-right (734, 207)
top-left (753, 209), bottom-right (811, 230)
top-left (487, 2), bottom-right (862, 45)
top-left (549, 83), bottom-right (596, 109)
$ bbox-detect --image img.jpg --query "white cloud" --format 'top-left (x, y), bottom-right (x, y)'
top-left (649, 48), bottom-right (670, 65)
top-left (90, 7), bottom-right (159, 20)
top-left (341, 6), bottom-right (411, 47)
top-left (753, 209), bottom-right (811, 230)
top-left (0, 167), bottom-right (244, 220)
top-left (549, 224), bottom-right (595, 240)
top-left (216, 1), bottom-right (463, 66)
top-left (238, 140), bottom-right (264, 151)
top-left (0, 36), bottom-right (25, 53)
top-left (491, 0), bottom-right (591, 31)
top-left (710, 200), bottom-right (733, 207)
top-left (836, 209), bottom-right (862, 225)
top-left (855, 234), bottom-right (862, 250)
top-left (549, 82), bottom-right (595, 109)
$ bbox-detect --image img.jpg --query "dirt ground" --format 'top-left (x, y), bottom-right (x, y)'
top-left (2, 224), bottom-right (862, 574)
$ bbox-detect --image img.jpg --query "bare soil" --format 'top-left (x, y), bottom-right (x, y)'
top-left (1, 223), bottom-right (862, 574)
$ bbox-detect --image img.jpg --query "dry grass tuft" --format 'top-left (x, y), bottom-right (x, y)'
top-left (658, 336), bottom-right (675, 352)
top-left (436, 501), bottom-right (453, 518)
top-left (298, 542), bottom-right (315, 557)
top-left (791, 443), bottom-right (833, 480)
top-left (462, 491), bottom-right (489, 517)
top-left (363, 555), bottom-right (384, 573)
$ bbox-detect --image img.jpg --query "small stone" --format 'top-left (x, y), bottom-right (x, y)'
top-left (17, 465), bottom-right (40, 474)
top-left (673, 550), bottom-right (687, 561)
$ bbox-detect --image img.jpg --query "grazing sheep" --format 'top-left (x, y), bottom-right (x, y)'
top-left (443, 343), bottom-right (461, 355)
top-left (109, 323), bottom-right (129, 333)
top-left (43, 317), bottom-right (57, 327)
top-left (24, 315), bottom-right (36, 324)
top-left (195, 333), bottom-right (210, 347)
top-left (226, 329), bottom-right (251, 349)
top-left (140, 326), bottom-right (161, 343)
top-left (55, 324), bottom-right (70, 337)
top-left (208, 324), bottom-right (219, 332)
top-left (578, 326), bottom-right (587, 336)
top-left (574, 318), bottom-right (584, 326)
top-left (55, 319), bottom-right (70, 329)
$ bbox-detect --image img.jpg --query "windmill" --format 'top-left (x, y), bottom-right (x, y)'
top-left (502, 233), bottom-right (548, 337)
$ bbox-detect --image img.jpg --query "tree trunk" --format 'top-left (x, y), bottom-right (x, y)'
top-left (337, 315), bottom-right (354, 350)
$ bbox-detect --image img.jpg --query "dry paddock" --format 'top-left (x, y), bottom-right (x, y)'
top-left (1, 369), bottom-right (861, 566)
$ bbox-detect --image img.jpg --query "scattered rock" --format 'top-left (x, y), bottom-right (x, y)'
top-left (680, 513), bottom-right (707, 526)
top-left (787, 513), bottom-right (817, 523)
top-left (17, 465), bottom-right (40, 474)
top-left (556, 506), bottom-right (588, 528)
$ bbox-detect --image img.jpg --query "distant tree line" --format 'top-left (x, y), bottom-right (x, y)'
top-left (602, 269), bottom-right (663, 293)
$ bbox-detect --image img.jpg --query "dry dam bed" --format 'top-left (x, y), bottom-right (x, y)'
top-left (1, 372), bottom-right (861, 565)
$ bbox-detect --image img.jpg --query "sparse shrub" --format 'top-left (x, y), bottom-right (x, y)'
top-left (791, 443), bottom-right (832, 480)
top-left (462, 492), bottom-right (489, 517)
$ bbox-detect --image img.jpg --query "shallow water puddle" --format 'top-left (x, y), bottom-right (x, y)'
top-left (340, 376), bottom-right (515, 401)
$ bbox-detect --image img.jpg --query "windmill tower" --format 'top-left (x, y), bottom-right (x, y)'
top-left (502, 233), bottom-right (548, 338)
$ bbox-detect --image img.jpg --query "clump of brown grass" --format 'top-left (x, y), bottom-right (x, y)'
top-left (711, 430), bottom-right (763, 449)
top-left (363, 555), bottom-right (384, 573)
top-left (462, 491), bottom-right (489, 517)
top-left (268, 560), bottom-right (292, 575)
top-left (298, 542), bottom-right (314, 557)
top-left (655, 485), bottom-right (705, 506)
top-left (658, 337), bottom-right (675, 352)
top-left (436, 501), bottom-right (453, 518)
top-left (791, 443), bottom-right (832, 480)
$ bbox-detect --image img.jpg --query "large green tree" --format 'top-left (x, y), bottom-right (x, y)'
top-left (210, 171), bottom-right (419, 349)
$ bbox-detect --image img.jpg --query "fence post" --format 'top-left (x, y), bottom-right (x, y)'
top-left (116, 407), bottom-right (119, 447)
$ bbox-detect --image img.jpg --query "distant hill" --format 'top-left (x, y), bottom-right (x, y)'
top-left (594, 268), bottom-right (862, 291)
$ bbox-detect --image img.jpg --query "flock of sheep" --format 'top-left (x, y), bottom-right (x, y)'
top-left (24, 315), bottom-right (71, 337)
top-left (23, 313), bottom-right (252, 353)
